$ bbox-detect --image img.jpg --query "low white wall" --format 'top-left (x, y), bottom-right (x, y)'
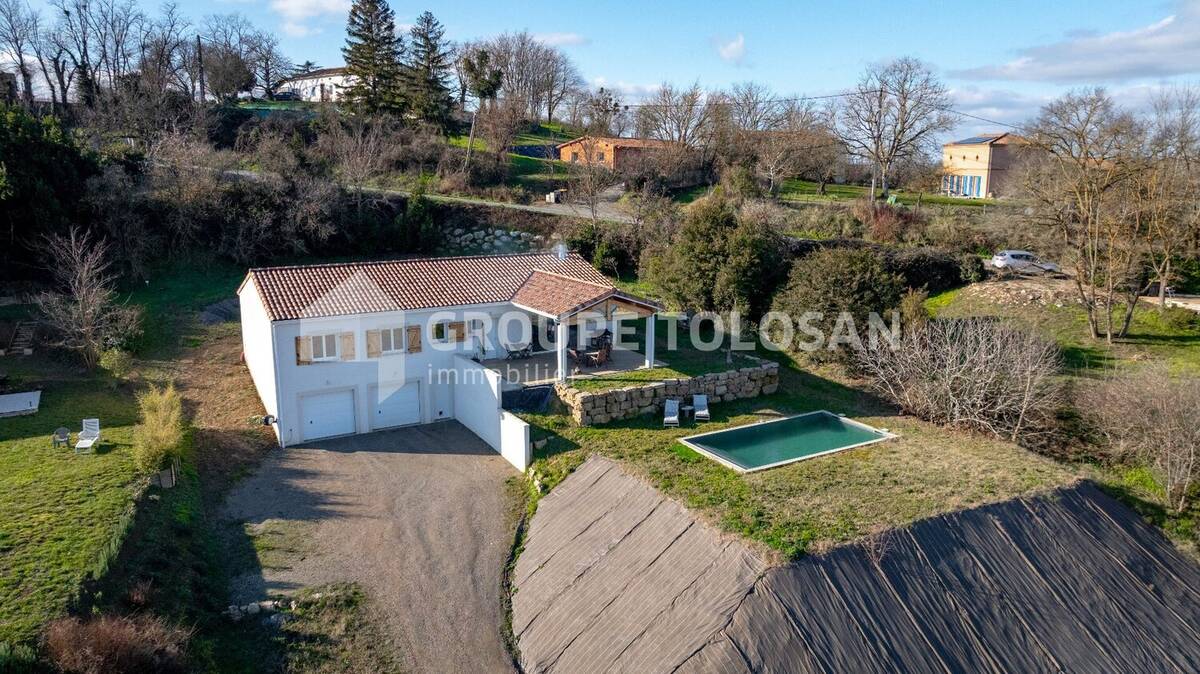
top-left (453, 355), bottom-right (530, 471)
top-left (500, 412), bottom-right (531, 472)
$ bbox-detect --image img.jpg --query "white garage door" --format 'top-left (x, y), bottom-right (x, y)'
top-left (371, 382), bottom-right (421, 430)
top-left (300, 390), bottom-right (356, 441)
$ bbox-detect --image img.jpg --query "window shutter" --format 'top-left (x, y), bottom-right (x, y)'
top-left (340, 332), bottom-right (356, 361)
top-left (366, 330), bottom-right (382, 358)
top-left (406, 326), bottom-right (422, 353)
top-left (295, 336), bottom-right (313, 365)
top-left (448, 321), bottom-right (466, 343)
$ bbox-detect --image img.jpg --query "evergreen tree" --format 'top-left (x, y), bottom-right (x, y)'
top-left (404, 11), bottom-right (454, 130)
top-left (341, 0), bottom-right (406, 114)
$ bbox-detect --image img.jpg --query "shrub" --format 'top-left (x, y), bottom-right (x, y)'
top-left (882, 247), bottom-right (971, 294)
top-left (98, 349), bottom-right (133, 385)
top-left (770, 248), bottom-right (903, 357)
top-left (45, 615), bottom-right (190, 674)
top-left (957, 253), bottom-right (985, 284)
top-left (856, 318), bottom-right (1064, 445)
top-left (1077, 365), bottom-right (1200, 513)
top-left (898, 289), bottom-right (929, 329)
top-left (132, 383), bottom-right (184, 472)
top-left (1159, 305), bottom-right (1200, 332)
top-left (851, 200), bottom-right (925, 244)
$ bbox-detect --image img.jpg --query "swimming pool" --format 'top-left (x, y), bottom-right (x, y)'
top-left (678, 411), bottom-right (896, 473)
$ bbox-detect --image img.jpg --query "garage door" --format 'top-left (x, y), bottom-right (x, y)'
top-left (300, 390), bottom-right (356, 441)
top-left (371, 382), bottom-right (421, 430)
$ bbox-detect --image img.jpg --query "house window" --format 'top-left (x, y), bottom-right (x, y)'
top-left (310, 334), bottom-right (339, 361)
top-left (571, 152), bottom-right (579, 162)
top-left (379, 327), bottom-right (405, 354)
top-left (596, 152), bottom-right (605, 162)
top-left (434, 321), bottom-right (467, 343)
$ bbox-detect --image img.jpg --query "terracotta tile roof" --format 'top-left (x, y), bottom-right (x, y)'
top-left (555, 136), bottom-right (672, 150)
top-left (243, 252), bottom-right (617, 321)
top-left (512, 271), bottom-right (612, 317)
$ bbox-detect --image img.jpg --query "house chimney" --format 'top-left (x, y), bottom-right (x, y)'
top-left (555, 242), bottom-right (568, 261)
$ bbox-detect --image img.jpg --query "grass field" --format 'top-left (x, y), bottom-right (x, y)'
top-left (0, 261), bottom-right (250, 656)
top-left (779, 178), bottom-right (996, 208)
top-left (0, 365), bottom-right (142, 647)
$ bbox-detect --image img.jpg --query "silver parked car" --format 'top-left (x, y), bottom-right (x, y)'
top-left (991, 250), bottom-right (1060, 274)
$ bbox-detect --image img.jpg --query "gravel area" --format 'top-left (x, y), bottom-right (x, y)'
top-left (222, 422), bottom-right (519, 673)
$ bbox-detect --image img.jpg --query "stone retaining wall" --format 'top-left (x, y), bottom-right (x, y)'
top-left (554, 359), bottom-right (780, 426)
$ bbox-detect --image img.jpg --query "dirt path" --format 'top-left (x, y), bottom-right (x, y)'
top-left (222, 424), bottom-right (520, 674)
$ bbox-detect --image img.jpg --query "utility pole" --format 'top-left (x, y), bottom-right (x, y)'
top-left (196, 34), bottom-right (206, 104)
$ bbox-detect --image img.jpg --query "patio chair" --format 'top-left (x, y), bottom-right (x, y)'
top-left (75, 418), bottom-right (100, 453)
top-left (593, 344), bottom-right (611, 368)
top-left (663, 399), bottom-right (680, 427)
top-left (51, 427), bottom-right (70, 449)
top-left (693, 394), bottom-right (710, 422)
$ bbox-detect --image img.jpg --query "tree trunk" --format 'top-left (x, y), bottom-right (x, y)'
top-left (818, 177), bottom-right (828, 195)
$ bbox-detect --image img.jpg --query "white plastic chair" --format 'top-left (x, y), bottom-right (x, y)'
top-left (693, 394), bottom-right (710, 422)
top-left (75, 418), bottom-right (100, 453)
top-left (663, 399), bottom-right (680, 427)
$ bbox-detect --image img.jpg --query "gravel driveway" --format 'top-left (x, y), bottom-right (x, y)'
top-left (222, 421), bottom-right (519, 673)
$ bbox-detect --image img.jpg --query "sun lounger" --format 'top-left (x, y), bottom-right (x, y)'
top-left (693, 394), bottom-right (710, 422)
top-left (663, 399), bottom-right (680, 427)
top-left (75, 418), bottom-right (100, 453)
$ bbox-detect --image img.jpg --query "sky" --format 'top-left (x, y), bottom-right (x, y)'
top-left (25, 0), bottom-right (1200, 138)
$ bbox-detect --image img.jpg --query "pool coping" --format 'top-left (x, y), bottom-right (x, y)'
top-left (677, 410), bottom-right (899, 474)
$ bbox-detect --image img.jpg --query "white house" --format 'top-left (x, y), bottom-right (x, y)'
top-left (238, 251), bottom-right (660, 470)
top-left (277, 67), bottom-right (352, 102)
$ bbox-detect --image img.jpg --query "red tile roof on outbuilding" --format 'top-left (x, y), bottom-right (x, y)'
top-left (242, 252), bottom-right (618, 321)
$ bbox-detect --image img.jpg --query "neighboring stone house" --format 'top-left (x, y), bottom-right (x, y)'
top-left (556, 136), bottom-right (672, 172)
top-left (277, 67), bottom-right (352, 102)
top-left (941, 132), bottom-right (1026, 198)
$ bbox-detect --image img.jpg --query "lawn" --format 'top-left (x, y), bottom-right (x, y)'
top-left (0, 261), bottom-right (250, 654)
top-left (926, 281), bottom-right (1200, 374)
top-left (524, 356), bottom-right (1076, 560)
top-left (779, 178), bottom-right (996, 208)
top-left (0, 370), bottom-right (143, 647)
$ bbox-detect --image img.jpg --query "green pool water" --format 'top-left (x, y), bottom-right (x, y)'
top-left (679, 411), bottom-right (894, 472)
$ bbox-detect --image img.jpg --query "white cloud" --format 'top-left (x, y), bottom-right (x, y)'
top-left (715, 33), bottom-right (746, 65)
top-left (535, 32), bottom-right (589, 47)
top-left (953, 1), bottom-right (1200, 83)
top-left (282, 21), bottom-right (319, 38)
top-left (269, 0), bottom-right (350, 22)
top-left (590, 77), bottom-right (657, 102)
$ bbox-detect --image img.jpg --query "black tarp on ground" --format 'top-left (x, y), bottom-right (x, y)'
top-left (515, 457), bottom-right (1200, 673)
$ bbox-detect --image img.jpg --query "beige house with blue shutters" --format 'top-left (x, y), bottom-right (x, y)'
top-left (941, 133), bottom-right (1025, 198)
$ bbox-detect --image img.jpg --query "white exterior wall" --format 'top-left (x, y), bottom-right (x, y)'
top-left (271, 303), bottom-right (532, 447)
top-left (283, 74), bottom-right (351, 102)
top-left (238, 280), bottom-right (281, 442)
top-left (452, 355), bottom-right (504, 449)
top-left (452, 355), bottom-right (530, 472)
top-left (499, 412), bottom-right (531, 472)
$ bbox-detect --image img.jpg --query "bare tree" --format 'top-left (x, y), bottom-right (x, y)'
top-left (245, 31), bottom-right (291, 98)
top-left (1143, 87), bottom-right (1200, 307)
top-left (636, 81), bottom-right (718, 151)
top-left (1080, 365), bottom-right (1200, 514)
top-left (565, 136), bottom-right (613, 223)
top-left (0, 0), bottom-right (38, 104)
top-left (315, 113), bottom-right (396, 220)
top-left (857, 318), bottom-right (1063, 444)
top-left (1021, 89), bottom-right (1146, 341)
top-left (835, 57), bottom-right (954, 198)
top-left (541, 47), bottom-right (582, 123)
top-left (33, 228), bottom-right (141, 369)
